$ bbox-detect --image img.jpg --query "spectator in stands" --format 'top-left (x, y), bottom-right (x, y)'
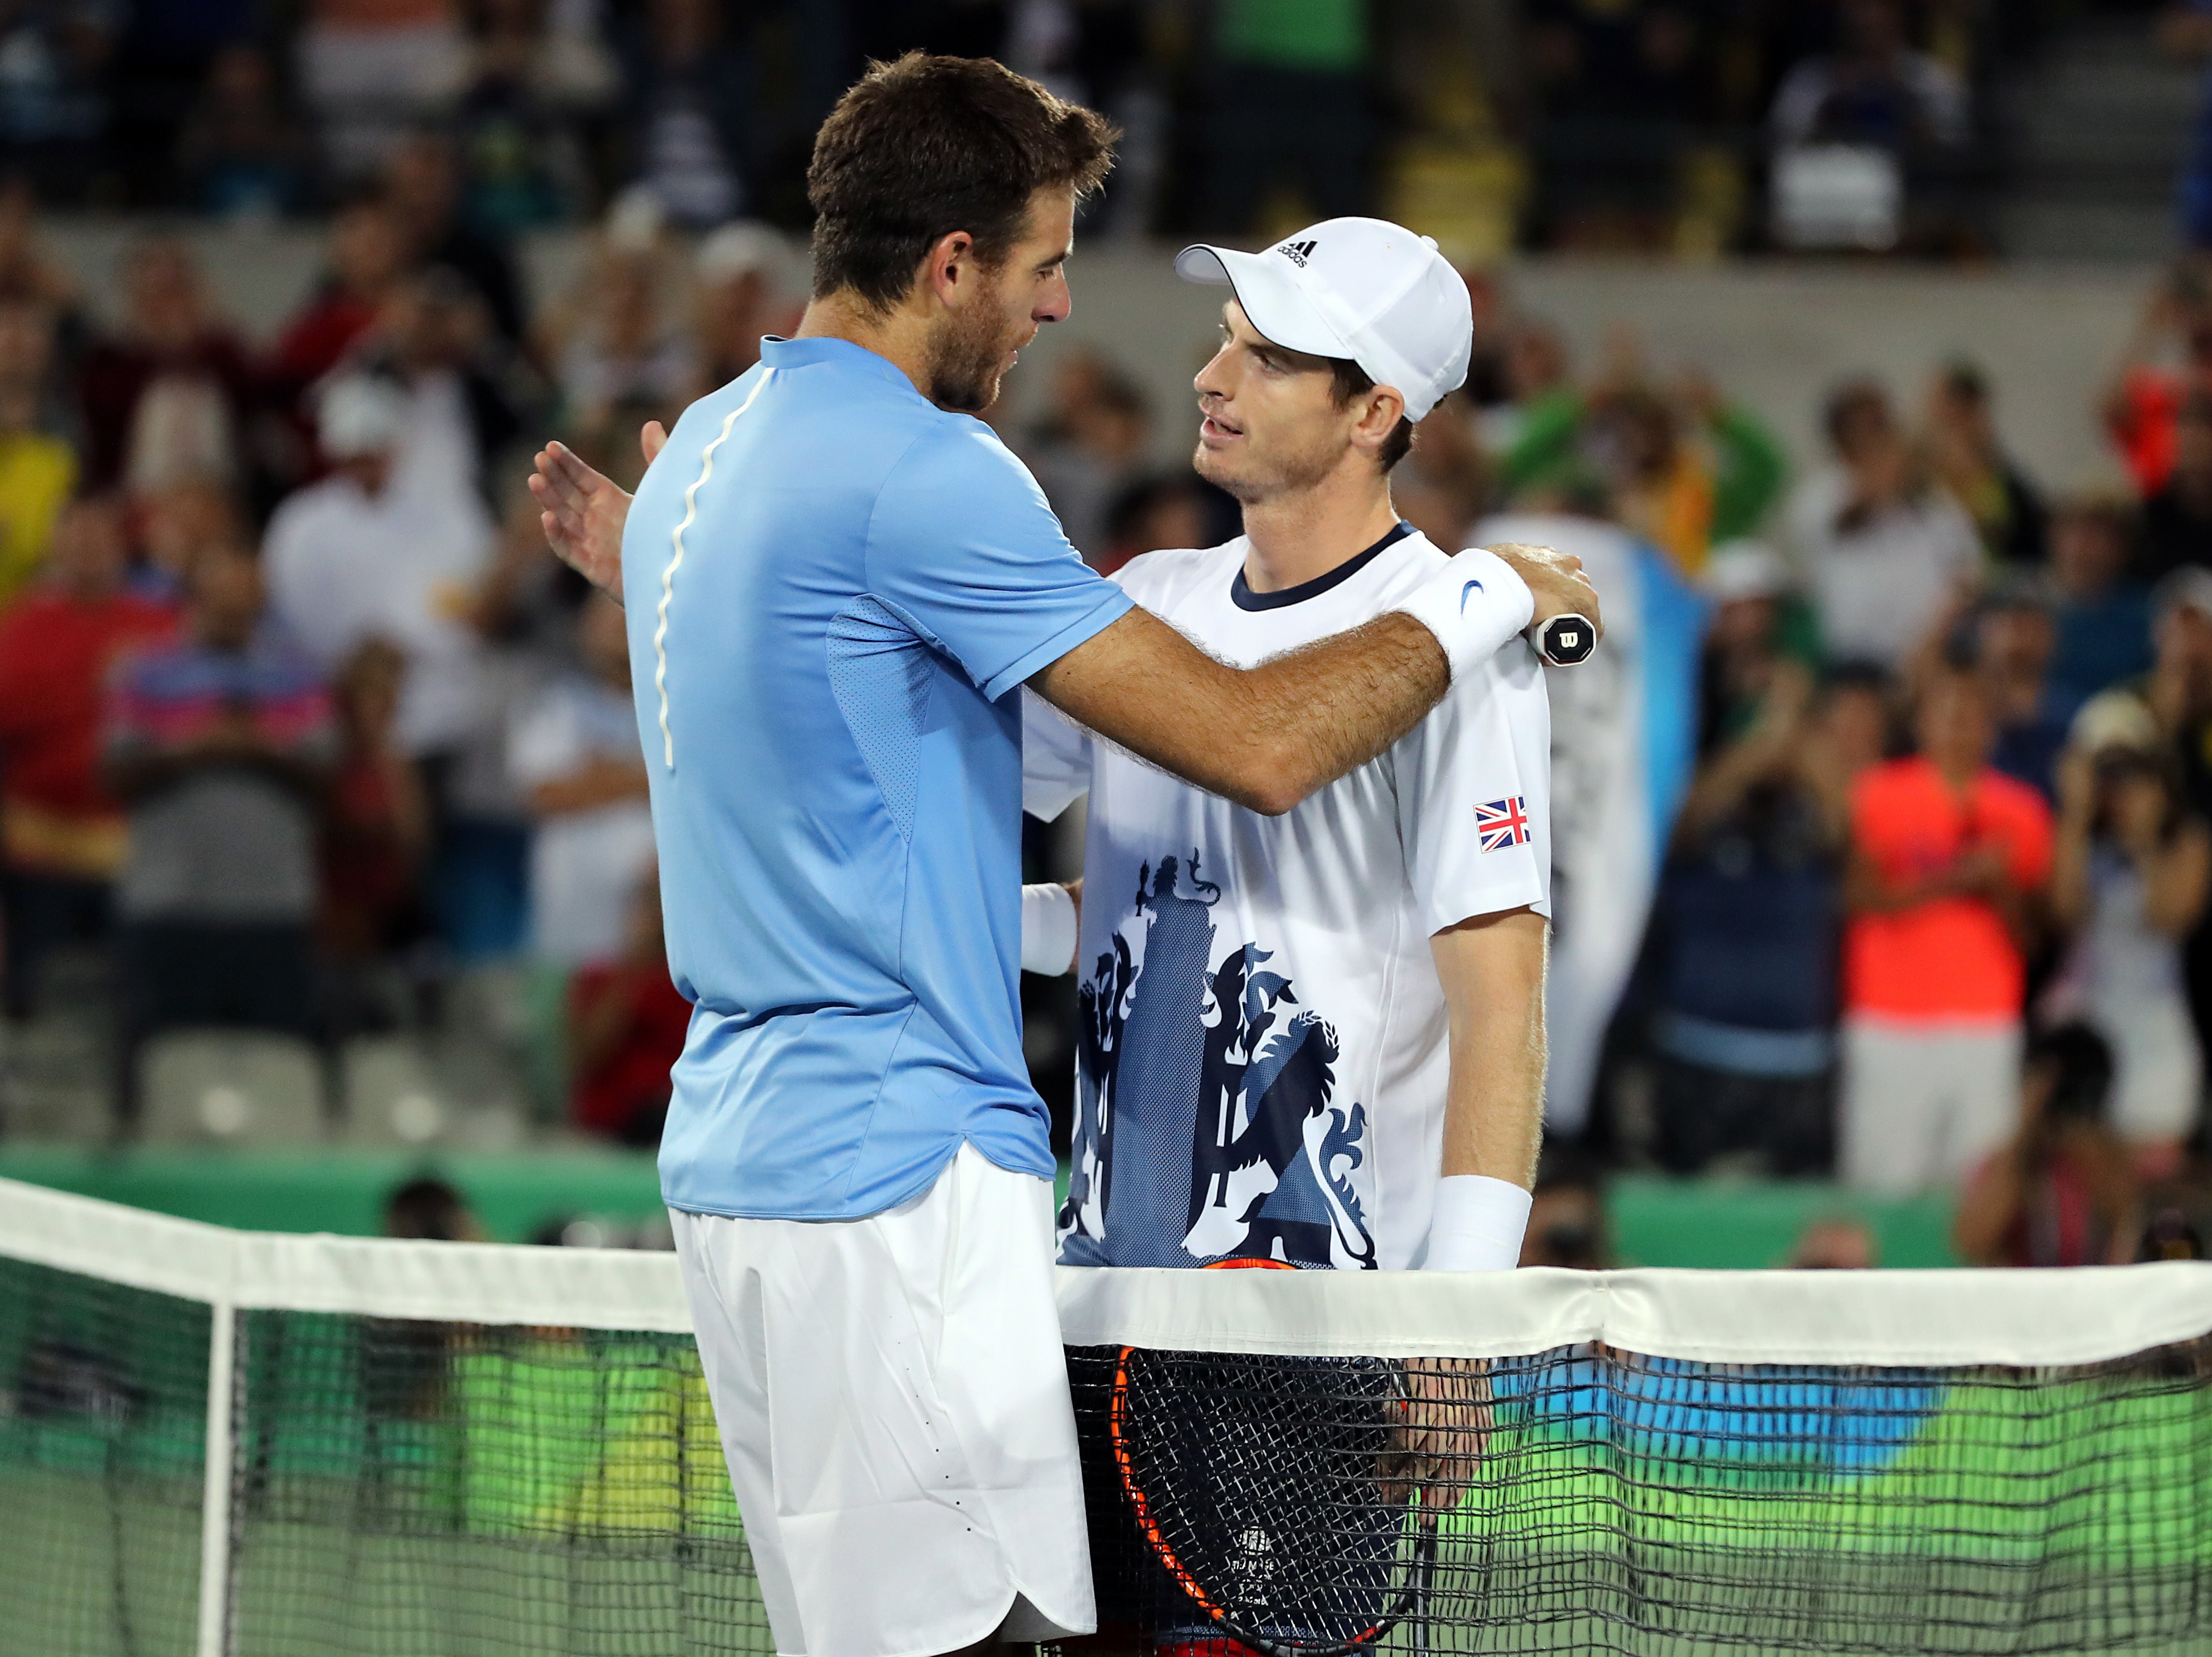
top-left (319, 636), bottom-right (430, 1014)
top-left (568, 868), bottom-right (688, 1146)
top-left (2135, 393), bottom-right (2212, 585)
top-left (548, 246), bottom-right (692, 470)
top-left (1954, 1023), bottom-right (2140, 1267)
top-left (1023, 349), bottom-right (1151, 564)
top-left (0, 178), bottom-right (81, 316)
top-left (453, 0), bottom-right (619, 238)
top-left (345, 265), bottom-right (529, 516)
top-left (1977, 587), bottom-right (2070, 803)
top-left (1789, 1215), bottom-right (1879, 1268)
top-left (0, 297), bottom-right (77, 601)
top-left (1648, 644), bottom-right (1875, 1177)
top-left (76, 237), bottom-right (256, 496)
top-left (610, 0), bottom-right (755, 230)
top-left (0, 496), bottom-right (175, 1020)
top-left (131, 474), bottom-right (243, 607)
top-left (2047, 495), bottom-right (2154, 712)
top-left (1473, 322), bottom-right (1567, 465)
top-left (263, 375), bottom-right (493, 800)
top-left (381, 131), bottom-right (525, 344)
top-left (0, 2), bottom-right (118, 203)
top-left (2049, 743), bottom-right (2209, 1178)
top-left (1519, 1147), bottom-right (1612, 1269)
top-left (1769, 0), bottom-right (1968, 163)
top-left (1693, 543), bottom-right (1824, 748)
top-left (105, 542), bottom-right (336, 1111)
top-left (686, 220), bottom-right (787, 401)
top-left (2161, 3), bottom-right (2212, 253)
top-left (1525, 0), bottom-right (1712, 250)
top-left (1095, 476), bottom-right (1212, 579)
top-left (1924, 361), bottom-right (2047, 567)
top-left (296, 0), bottom-right (467, 179)
top-left (507, 594), bottom-right (654, 969)
top-left (382, 1172), bottom-right (482, 1240)
top-left (1504, 362), bottom-right (1786, 579)
top-left (2101, 264), bottom-right (2212, 497)
top-left (1788, 380), bottom-right (1980, 671)
top-left (1840, 661), bottom-right (2055, 1194)
top-left (2071, 571), bottom-right (2212, 1056)
top-left (269, 195), bottom-right (408, 402)
top-left (174, 43), bottom-right (308, 219)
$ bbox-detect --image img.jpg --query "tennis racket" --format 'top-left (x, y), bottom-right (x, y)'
top-left (1533, 613), bottom-right (1597, 667)
top-left (1108, 1263), bottom-right (1438, 1657)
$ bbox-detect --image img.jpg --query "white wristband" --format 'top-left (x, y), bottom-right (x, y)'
top-left (1424, 1174), bottom-right (1533, 1272)
top-left (1391, 547), bottom-right (1536, 681)
top-left (1020, 882), bottom-right (1078, 976)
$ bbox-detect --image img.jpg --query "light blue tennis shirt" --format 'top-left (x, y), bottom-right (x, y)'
top-left (622, 335), bottom-right (1133, 1220)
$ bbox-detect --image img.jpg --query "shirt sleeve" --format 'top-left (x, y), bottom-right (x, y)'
top-left (1022, 687), bottom-right (1092, 820)
top-left (1395, 639), bottom-right (1552, 935)
top-left (865, 420), bottom-right (1134, 700)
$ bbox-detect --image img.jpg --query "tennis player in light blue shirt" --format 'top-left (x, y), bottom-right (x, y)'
top-left (530, 54), bottom-right (1597, 1657)
top-left (630, 334), bottom-right (1133, 1221)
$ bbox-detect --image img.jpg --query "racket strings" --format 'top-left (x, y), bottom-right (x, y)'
top-left (1111, 1350), bottom-right (1437, 1655)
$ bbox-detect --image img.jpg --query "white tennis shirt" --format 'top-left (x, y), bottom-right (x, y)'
top-left (1022, 523), bottom-right (1551, 1271)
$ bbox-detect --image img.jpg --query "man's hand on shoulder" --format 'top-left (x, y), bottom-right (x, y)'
top-left (1485, 542), bottom-right (1603, 639)
top-left (527, 421), bottom-right (666, 606)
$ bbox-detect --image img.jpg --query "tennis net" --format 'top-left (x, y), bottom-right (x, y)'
top-left (3, 1176), bottom-right (2209, 1656)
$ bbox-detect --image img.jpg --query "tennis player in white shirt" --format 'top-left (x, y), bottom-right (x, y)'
top-left (1022, 218), bottom-right (1553, 1281)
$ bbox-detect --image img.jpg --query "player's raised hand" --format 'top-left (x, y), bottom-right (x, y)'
top-left (527, 420), bottom-right (667, 605)
top-left (1486, 542), bottom-right (1603, 645)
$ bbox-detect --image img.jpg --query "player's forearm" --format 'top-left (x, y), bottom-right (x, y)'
top-left (1226, 612), bottom-right (1453, 814)
top-left (1034, 605), bottom-right (1451, 816)
top-left (1432, 909), bottom-right (1548, 1187)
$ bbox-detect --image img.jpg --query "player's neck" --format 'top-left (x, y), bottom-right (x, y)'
top-left (1238, 475), bottom-right (1402, 595)
top-left (794, 293), bottom-right (934, 400)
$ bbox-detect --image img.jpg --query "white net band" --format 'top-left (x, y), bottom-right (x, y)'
top-left (4, 1173), bottom-right (2208, 1364)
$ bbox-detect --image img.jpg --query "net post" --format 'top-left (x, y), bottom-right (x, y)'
top-left (194, 1296), bottom-right (237, 1657)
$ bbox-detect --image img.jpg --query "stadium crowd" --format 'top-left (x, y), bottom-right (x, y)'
top-left (0, 1), bottom-right (2036, 257)
top-left (0, 1), bottom-right (2207, 1270)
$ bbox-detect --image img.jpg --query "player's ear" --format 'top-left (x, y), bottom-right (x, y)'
top-left (1351, 384), bottom-right (1405, 455)
top-left (921, 230), bottom-right (978, 308)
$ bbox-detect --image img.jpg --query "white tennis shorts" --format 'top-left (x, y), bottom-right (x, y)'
top-left (671, 1144), bottom-right (1095, 1657)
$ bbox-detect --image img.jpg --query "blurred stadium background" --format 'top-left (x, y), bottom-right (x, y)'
top-left (2, 0), bottom-right (2211, 1271)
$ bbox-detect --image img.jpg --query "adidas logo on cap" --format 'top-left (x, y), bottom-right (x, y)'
top-left (1276, 239), bottom-right (1318, 267)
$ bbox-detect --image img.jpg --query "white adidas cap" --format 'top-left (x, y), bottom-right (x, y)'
top-left (1175, 217), bottom-right (1473, 422)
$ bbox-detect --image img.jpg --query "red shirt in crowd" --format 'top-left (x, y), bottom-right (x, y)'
top-left (569, 962), bottom-right (692, 1142)
top-left (2111, 366), bottom-right (2184, 497)
top-left (1843, 756), bottom-right (2055, 1024)
top-left (0, 586), bottom-right (178, 876)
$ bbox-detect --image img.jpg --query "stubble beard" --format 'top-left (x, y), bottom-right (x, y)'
top-left (926, 279), bottom-right (1019, 414)
top-left (1192, 426), bottom-right (1338, 506)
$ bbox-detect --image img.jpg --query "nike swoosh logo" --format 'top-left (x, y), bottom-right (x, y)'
top-left (1459, 579), bottom-right (1484, 612)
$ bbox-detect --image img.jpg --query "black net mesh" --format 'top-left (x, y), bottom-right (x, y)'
top-left (1066, 1341), bottom-right (2212, 1657)
top-left (228, 1310), bottom-right (764, 1657)
top-left (9, 1253), bottom-right (2211, 1657)
top-left (0, 1254), bottom-right (208, 1657)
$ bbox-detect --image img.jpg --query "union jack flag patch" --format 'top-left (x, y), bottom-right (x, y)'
top-left (1475, 795), bottom-right (1531, 852)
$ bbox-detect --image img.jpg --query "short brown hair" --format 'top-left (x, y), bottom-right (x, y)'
top-left (807, 54), bottom-right (1117, 312)
top-left (1329, 359), bottom-right (1416, 474)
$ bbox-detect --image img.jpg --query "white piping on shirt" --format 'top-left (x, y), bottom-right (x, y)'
top-left (655, 368), bottom-right (774, 770)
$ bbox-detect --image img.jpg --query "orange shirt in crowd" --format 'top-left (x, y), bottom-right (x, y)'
top-left (1843, 756), bottom-right (2054, 1024)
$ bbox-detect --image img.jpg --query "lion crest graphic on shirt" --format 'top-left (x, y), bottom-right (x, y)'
top-left (1058, 850), bottom-right (1376, 1270)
